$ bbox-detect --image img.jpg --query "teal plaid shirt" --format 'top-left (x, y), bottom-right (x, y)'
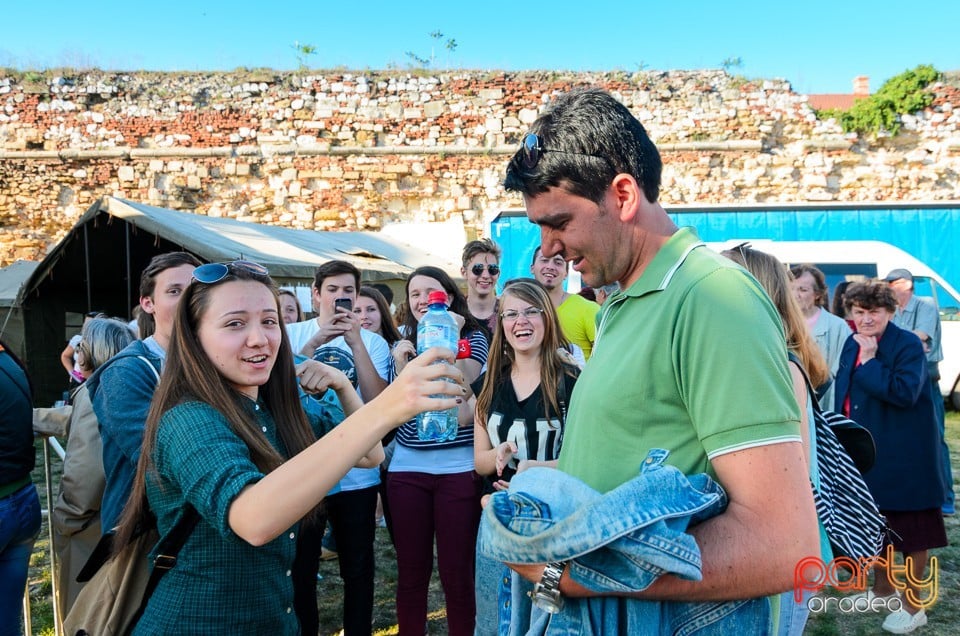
top-left (134, 396), bottom-right (339, 635)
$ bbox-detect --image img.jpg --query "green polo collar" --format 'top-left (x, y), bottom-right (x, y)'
top-left (619, 227), bottom-right (705, 298)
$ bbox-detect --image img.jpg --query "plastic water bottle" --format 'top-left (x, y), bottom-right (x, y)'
top-left (416, 290), bottom-right (459, 441)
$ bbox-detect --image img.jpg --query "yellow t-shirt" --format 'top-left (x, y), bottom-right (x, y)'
top-left (556, 293), bottom-right (600, 360)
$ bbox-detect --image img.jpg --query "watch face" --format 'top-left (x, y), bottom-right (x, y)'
top-left (532, 588), bottom-right (564, 613)
top-left (530, 561), bottom-right (566, 614)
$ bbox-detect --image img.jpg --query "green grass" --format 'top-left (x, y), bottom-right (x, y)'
top-left (25, 413), bottom-right (960, 635)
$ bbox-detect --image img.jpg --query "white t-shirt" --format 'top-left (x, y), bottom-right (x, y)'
top-left (286, 318), bottom-right (391, 491)
top-left (68, 334), bottom-right (82, 372)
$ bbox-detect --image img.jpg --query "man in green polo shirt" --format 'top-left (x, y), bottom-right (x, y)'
top-left (500, 88), bottom-right (818, 612)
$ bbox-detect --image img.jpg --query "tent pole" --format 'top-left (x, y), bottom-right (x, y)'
top-left (83, 223), bottom-right (92, 311)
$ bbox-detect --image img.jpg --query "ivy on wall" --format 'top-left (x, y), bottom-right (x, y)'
top-left (820, 64), bottom-right (940, 136)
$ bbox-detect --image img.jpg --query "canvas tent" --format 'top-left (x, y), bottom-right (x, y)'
top-left (14, 196), bottom-right (461, 405)
top-left (0, 259), bottom-right (40, 359)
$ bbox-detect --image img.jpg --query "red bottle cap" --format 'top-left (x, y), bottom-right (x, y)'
top-left (427, 290), bottom-right (448, 305)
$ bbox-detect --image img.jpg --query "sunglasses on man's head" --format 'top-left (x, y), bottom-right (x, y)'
top-left (193, 260), bottom-right (270, 284)
top-left (511, 132), bottom-right (610, 172)
top-left (470, 264), bottom-right (500, 277)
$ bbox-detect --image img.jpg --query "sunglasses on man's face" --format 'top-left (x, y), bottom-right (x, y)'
top-left (470, 264), bottom-right (500, 277)
top-left (192, 260), bottom-right (270, 284)
top-left (511, 132), bottom-right (610, 171)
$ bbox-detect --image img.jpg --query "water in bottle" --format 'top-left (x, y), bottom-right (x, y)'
top-left (416, 290), bottom-right (459, 441)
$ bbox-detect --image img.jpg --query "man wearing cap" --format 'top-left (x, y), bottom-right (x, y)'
top-left (885, 268), bottom-right (953, 515)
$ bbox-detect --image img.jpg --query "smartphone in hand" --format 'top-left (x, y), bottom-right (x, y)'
top-left (335, 298), bottom-right (353, 313)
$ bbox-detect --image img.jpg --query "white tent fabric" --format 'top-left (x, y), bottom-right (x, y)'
top-left (13, 197), bottom-right (465, 403)
top-left (0, 260), bottom-right (39, 307)
top-left (101, 197), bottom-right (461, 282)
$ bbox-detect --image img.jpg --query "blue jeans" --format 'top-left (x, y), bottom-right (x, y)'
top-left (777, 589), bottom-right (811, 636)
top-left (0, 483), bottom-right (42, 636)
top-left (477, 449), bottom-right (771, 635)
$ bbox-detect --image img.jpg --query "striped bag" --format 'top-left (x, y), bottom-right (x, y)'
top-left (791, 355), bottom-right (887, 560)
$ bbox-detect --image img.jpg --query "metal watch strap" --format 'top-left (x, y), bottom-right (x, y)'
top-left (530, 560), bottom-right (566, 613)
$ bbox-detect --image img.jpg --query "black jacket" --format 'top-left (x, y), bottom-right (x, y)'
top-left (0, 344), bottom-right (34, 485)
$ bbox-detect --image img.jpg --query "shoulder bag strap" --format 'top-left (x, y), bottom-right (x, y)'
top-left (787, 352), bottom-right (822, 416)
top-left (126, 505), bottom-right (200, 634)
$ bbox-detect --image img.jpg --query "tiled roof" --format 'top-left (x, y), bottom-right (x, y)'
top-left (807, 94), bottom-right (867, 111)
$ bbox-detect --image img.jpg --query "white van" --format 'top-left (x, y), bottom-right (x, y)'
top-left (707, 239), bottom-right (960, 410)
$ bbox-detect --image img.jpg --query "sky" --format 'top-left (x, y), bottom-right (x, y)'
top-left (2, 1), bottom-right (957, 95)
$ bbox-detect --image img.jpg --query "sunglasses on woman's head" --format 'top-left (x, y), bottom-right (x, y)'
top-left (471, 264), bottom-right (500, 277)
top-left (510, 132), bottom-right (611, 172)
top-left (193, 260), bottom-right (270, 284)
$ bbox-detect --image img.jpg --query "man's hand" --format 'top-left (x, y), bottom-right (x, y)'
top-left (392, 340), bottom-right (416, 374)
top-left (337, 305), bottom-right (365, 349)
top-left (300, 313), bottom-right (350, 355)
top-left (296, 359), bottom-right (350, 395)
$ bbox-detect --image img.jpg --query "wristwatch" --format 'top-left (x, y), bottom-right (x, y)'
top-left (529, 561), bottom-right (566, 613)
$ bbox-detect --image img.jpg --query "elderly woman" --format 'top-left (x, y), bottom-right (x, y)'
top-left (790, 264), bottom-right (851, 409)
top-left (34, 317), bottom-right (137, 616)
top-left (834, 280), bottom-right (946, 634)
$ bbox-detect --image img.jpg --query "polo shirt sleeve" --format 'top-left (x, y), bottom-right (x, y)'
top-left (153, 402), bottom-right (265, 540)
top-left (674, 268), bottom-right (802, 459)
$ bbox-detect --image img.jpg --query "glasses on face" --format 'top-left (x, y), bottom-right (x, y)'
top-left (470, 264), bottom-right (500, 277)
top-left (193, 260), bottom-right (269, 284)
top-left (510, 132), bottom-right (610, 172)
top-left (501, 307), bottom-right (545, 322)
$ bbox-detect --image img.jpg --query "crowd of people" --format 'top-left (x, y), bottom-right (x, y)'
top-left (1, 87), bottom-right (953, 636)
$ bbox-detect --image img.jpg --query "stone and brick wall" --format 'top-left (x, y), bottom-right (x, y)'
top-left (2, 69), bottom-right (959, 267)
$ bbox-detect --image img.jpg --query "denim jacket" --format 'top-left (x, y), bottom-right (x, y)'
top-left (87, 339), bottom-right (162, 532)
top-left (477, 449), bottom-right (771, 635)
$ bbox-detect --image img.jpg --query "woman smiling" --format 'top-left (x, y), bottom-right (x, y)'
top-left (471, 279), bottom-right (579, 635)
top-left (111, 261), bottom-right (466, 635)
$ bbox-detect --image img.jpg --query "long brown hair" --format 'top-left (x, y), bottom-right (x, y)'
top-left (358, 286), bottom-right (402, 347)
top-left (114, 264), bottom-right (318, 552)
top-left (475, 279), bottom-right (577, 426)
top-left (724, 246), bottom-right (830, 387)
top-left (400, 266), bottom-right (483, 342)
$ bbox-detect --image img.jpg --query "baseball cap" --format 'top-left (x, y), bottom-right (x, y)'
top-left (883, 268), bottom-right (913, 283)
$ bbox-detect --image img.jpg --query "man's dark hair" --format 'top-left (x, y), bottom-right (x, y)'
top-left (314, 260), bottom-right (361, 290)
top-left (504, 88), bottom-right (662, 205)
top-left (461, 238), bottom-right (502, 268)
